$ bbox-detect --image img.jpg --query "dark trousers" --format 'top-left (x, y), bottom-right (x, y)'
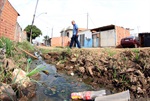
top-left (69, 35), bottom-right (81, 48)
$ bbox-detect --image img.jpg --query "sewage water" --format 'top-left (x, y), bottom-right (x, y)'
top-left (31, 60), bottom-right (94, 101)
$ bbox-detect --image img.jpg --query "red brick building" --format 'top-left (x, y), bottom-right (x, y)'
top-left (51, 36), bottom-right (70, 47)
top-left (0, 0), bottom-right (20, 40)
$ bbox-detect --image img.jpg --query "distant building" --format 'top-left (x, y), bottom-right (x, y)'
top-left (78, 29), bottom-right (92, 47)
top-left (51, 36), bottom-right (70, 47)
top-left (90, 25), bottom-right (130, 47)
top-left (139, 32), bottom-right (150, 47)
top-left (0, 0), bottom-right (22, 42)
top-left (50, 26), bottom-right (86, 47)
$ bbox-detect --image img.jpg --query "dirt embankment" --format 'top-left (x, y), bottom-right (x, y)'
top-left (42, 48), bottom-right (150, 100)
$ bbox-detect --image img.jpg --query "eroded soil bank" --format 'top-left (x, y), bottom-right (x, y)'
top-left (42, 48), bottom-right (150, 101)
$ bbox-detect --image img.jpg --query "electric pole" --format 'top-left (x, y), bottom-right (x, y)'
top-left (30, 0), bottom-right (39, 43)
top-left (51, 27), bottom-right (53, 38)
top-left (87, 13), bottom-right (89, 29)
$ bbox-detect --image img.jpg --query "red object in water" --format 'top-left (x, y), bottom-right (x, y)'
top-left (71, 90), bottom-right (106, 100)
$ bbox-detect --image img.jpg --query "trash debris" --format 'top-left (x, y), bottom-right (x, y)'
top-left (19, 48), bottom-right (38, 59)
top-left (95, 90), bottom-right (130, 101)
top-left (71, 90), bottom-right (106, 100)
top-left (70, 72), bottom-right (74, 76)
top-left (42, 70), bottom-right (50, 75)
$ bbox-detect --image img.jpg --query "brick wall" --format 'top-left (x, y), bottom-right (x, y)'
top-left (51, 36), bottom-right (70, 47)
top-left (0, 0), bottom-right (19, 40)
top-left (0, 0), bottom-right (5, 16)
top-left (115, 26), bottom-right (130, 46)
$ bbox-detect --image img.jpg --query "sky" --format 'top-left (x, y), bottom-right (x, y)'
top-left (9, 0), bottom-right (150, 42)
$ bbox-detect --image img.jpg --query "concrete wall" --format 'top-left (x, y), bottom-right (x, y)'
top-left (100, 29), bottom-right (116, 47)
top-left (14, 22), bottom-right (22, 42)
top-left (51, 36), bottom-right (70, 47)
top-left (21, 31), bottom-right (27, 42)
top-left (115, 26), bottom-right (130, 46)
top-left (0, 0), bottom-right (19, 40)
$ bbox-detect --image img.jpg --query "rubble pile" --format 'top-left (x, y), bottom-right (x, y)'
top-left (44, 49), bottom-right (150, 99)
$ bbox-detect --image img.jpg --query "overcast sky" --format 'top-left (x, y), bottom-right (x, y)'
top-left (9, 0), bottom-right (150, 42)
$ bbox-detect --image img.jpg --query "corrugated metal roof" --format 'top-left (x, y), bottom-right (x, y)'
top-left (91, 24), bottom-right (115, 32)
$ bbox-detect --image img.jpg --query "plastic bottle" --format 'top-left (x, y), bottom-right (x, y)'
top-left (71, 90), bottom-right (106, 100)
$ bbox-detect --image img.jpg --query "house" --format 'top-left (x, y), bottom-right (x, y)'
top-left (139, 32), bottom-right (150, 47)
top-left (78, 29), bottom-right (92, 47)
top-left (0, 0), bottom-right (20, 41)
top-left (51, 36), bottom-right (70, 47)
top-left (60, 26), bottom-right (73, 39)
top-left (50, 26), bottom-right (86, 47)
top-left (90, 25), bottom-right (130, 47)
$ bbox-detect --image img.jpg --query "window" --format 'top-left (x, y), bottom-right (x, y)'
top-left (67, 32), bottom-right (69, 37)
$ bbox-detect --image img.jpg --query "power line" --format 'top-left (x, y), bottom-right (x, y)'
top-left (89, 14), bottom-right (96, 27)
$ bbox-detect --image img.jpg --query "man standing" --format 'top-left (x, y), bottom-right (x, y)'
top-left (69, 20), bottom-right (81, 48)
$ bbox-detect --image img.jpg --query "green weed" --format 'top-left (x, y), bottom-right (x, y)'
top-left (121, 74), bottom-right (130, 84)
top-left (132, 49), bottom-right (140, 53)
top-left (0, 37), bottom-right (14, 57)
top-left (26, 65), bottom-right (46, 77)
top-left (16, 41), bottom-right (34, 51)
top-left (40, 49), bottom-right (50, 54)
top-left (113, 67), bottom-right (117, 79)
top-left (132, 49), bottom-right (140, 62)
top-left (104, 48), bottom-right (116, 57)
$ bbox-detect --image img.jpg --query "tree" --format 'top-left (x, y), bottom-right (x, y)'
top-left (43, 35), bottom-right (49, 46)
top-left (24, 25), bottom-right (42, 41)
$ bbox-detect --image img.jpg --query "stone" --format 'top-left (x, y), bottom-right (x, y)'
top-left (67, 71), bottom-right (74, 76)
top-left (137, 87), bottom-right (144, 94)
top-left (86, 66), bottom-right (94, 77)
top-left (86, 56), bottom-right (93, 61)
top-left (43, 54), bottom-right (51, 60)
top-left (147, 77), bottom-right (150, 83)
top-left (138, 77), bottom-right (147, 86)
top-left (70, 58), bottom-right (77, 62)
top-left (56, 61), bottom-right (61, 65)
top-left (131, 85), bottom-right (137, 92)
top-left (71, 72), bottom-right (74, 76)
top-left (126, 68), bottom-right (135, 72)
top-left (0, 83), bottom-right (16, 101)
top-left (18, 96), bottom-right (28, 101)
top-left (12, 69), bottom-right (30, 87)
top-left (78, 67), bottom-right (85, 73)
top-left (57, 64), bottom-right (65, 69)
top-left (129, 74), bottom-right (137, 83)
top-left (136, 70), bottom-right (144, 78)
top-left (3, 59), bottom-right (15, 71)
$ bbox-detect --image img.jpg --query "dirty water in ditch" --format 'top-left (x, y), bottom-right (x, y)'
top-left (30, 59), bottom-right (101, 101)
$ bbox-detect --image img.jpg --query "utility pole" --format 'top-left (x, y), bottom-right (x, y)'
top-left (87, 13), bottom-right (89, 29)
top-left (51, 27), bottom-right (53, 38)
top-left (30, 0), bottom-right (39, 43)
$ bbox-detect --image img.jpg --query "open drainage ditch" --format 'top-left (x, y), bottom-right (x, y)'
top-left (30, 59), bottom-right (99, 101)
